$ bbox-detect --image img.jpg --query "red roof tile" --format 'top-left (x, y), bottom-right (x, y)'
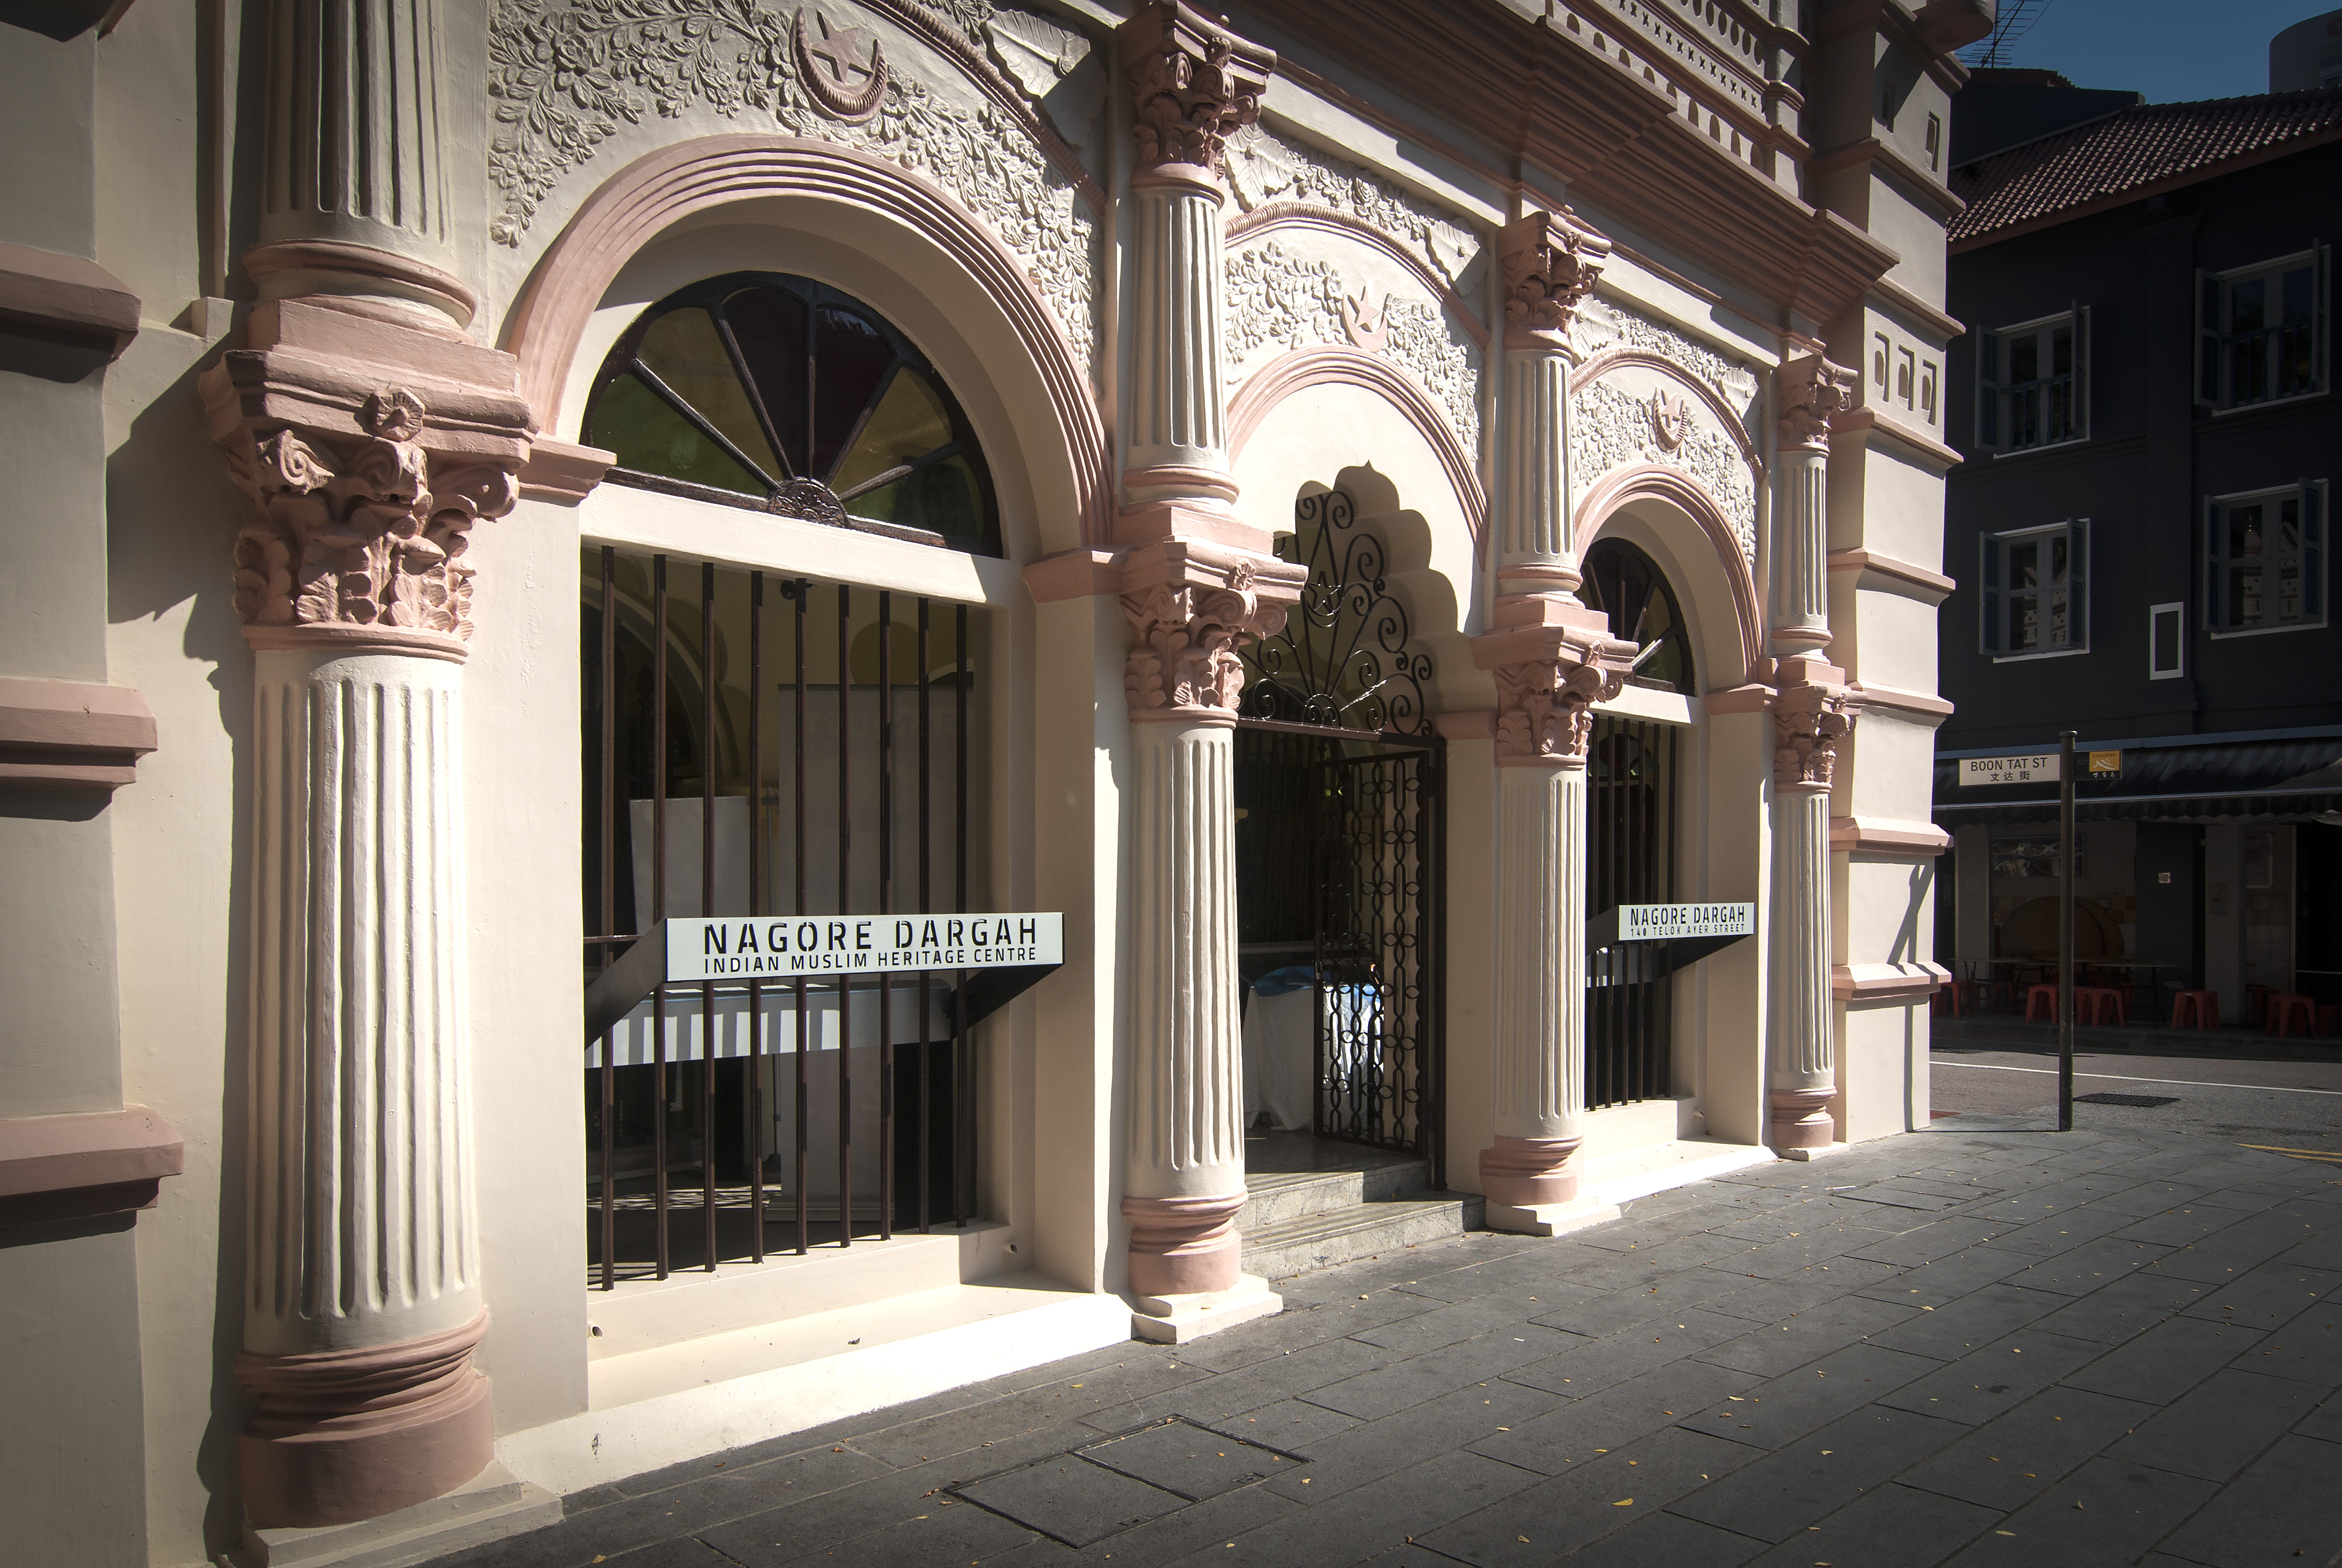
top-left (1949, 87), bottom-right (2342, 246)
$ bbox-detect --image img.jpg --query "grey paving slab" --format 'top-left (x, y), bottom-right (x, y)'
top-left (1894, 1384), bottom-right (2158, 1512)
top-left (2153, 1436), bottom-right (2342, 1568)
top-left (1702, 1256), bottom-right (1908, 1319)
top-left (1852, 1247), bottom-right (2031, 1308)
top-left (1191, 1397), bottom-right (1362, 1454)
top-left (1847, 1216), bottom-right (2019, 1267)
top-left (2277, 1221), bottom-right (2342, 1271)
top-left (1473, 1357), bottom-right (1761, 1474)
top-left (1347, 1289), bottom-right (1565, 1355)
top-left (1936, 1456), bottom-right (2217, 1568)
top-left (1503, 1306), bottom-right (1758, 1398)
top-left (1074, 1418), bottom-right (1304, 1502)
top-left (2057, 1313), bottom-right (2267, 1405)
top-left (1262, 1377), bottom-right (1559, 1503)
top-left (1693, 1293), bottom-right (1918, 1377)
top-left (1297, 1322), bottom-right (1576, 1418)
top-left (1161, 1449), bottom-right (1539, 1568)
top-left (1984, 1205), bottom-right (2148, 1258)
top-left (2295, 1395), bottom-right (2342, 1443)
top-left (1080, 1332), bottom-right (1399, 1431)
top-left (1869, 1283), bottom-right (2069, 1359)
top-left (2177, 1260), bottom-right (2341, 1331)
top-left (850, 1359), bottom-right (1213, 1467)
top-left (1668, 1403), bottom-right (1968, 1542)
top-left (1736, 1482), bottom-right (2000, 1568)
top-left (2082, 1181), bottom-right (2217, 1218)
top-left (1556, 1509), bottom-right (1767, 1568)
top-left (2108, 1367), bottom-right (2331, 1481)
top-left (1530, 1266), bottom-right (1747, 1335)
top-left (1417, 1426), bottom-right (1762, 1567)
top-left (1678, 1342), bottom-right (1944, 1450)
top-left (2232, 1291), bottom-right (2342, 1386)
top-left (1873, 1327), bottom-right (2103, 1426)
top-left (1731, 1225), bottom-right (1915, 1279)
top-left (2024, 1268), bottom-right (2216, 1344)
top-left (764, 1493), bottom-right (1040, 1566)
top-left (1997, 1236), bottom-right (2172, 1296)
top-left (601, 1538), bottom-right (751, 1567)
top-left (950, 1452), bottom-right (1188, 1546)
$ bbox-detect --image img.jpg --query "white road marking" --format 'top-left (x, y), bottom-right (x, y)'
top-left (1933, 1060), bottom-right (2342, 1097)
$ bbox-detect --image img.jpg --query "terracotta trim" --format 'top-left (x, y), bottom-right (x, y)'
top-left (1574, 465), bottom-right (1765, 685)
top-left (517, 438), bottom-right (615, 506)
top-left (1826, 547), bottom-right (1955, 603)
top-left (1848, 679), bottom-right (1954, 725)
top-left (1829, 815), bottom-right (1952, 857)
top-left (244, 238), bottom-right (480, 330)
top-left (1023, 549), bottom-right (1124, 604)
top-left (499, 135), bottom-right (1111, 548)
top-left (1867, 273), bottom-right (1965, 343)
top-left (1433, 709), bottom-right (1496, 740)
top-left (0, 678), bottom-right (158, 790)
top-left (1809, 135), bottom-right (1966, 220)
top-left (1226, 345), bottom-right (1489, 552)
top-left (1122, 1192), bottom-right (1245, 1296)
top-left (0, 239), bottom-right (141, 358)
top-left (1226, 204), bottom-right (1491, 349)
top-left (1830, 406), bottom-right (1962, 470)
top-left (1832, 961), bottom-right (1950, 1002)
top-left (0, 1106), bottom-right (184, 1227)
top-left (1702, 682), bottom-right (1775, 715)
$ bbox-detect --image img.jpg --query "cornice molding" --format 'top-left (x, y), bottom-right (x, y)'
top-left (1830, 815), bottom-right (1951, 857)
top-left (0, 678), bottom-right (159, 790)
top-left (1809, 135), bottom-right (1967, 221)
top-left (0, 1106), bottom-right (184, 1227)
top-left (1849, 679), bottom-right (1954, 725)
top-left (0, 240), bottom-right (141, 358)
top-left (1867, 272), bottom-right (1965, 344)
top-left (1832, 960), bottom-right (1951, 1003)
top-left (1830, 406), bottom-right (1963, 470)
top-left (1827, 546), bottom-right (1955, 604)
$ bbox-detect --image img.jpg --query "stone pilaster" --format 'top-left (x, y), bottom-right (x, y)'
top-left (1471, 600), bottom-right (1633, 1234)
top-left (1494, 211), bottom-right (1611, 597)
top-left (1117, 2), bottom-right (1270, 509)
top-left (1118, 544), bottom-right (1301, 1342)
top-left (1764, 353), bottom-right (1859, 1156)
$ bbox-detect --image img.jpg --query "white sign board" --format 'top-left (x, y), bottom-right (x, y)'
top-left (1616, 903), bottom-right (1756, 941)
top-left (665, 913), bottom-right (1063, 982)
top-left (1961, 753), bottom-right (2060, 786)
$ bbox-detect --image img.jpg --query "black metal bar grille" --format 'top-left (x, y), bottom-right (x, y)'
top-left (1587, 715), bottom-right (1681, 1109)
top-left (583, 553), bottom-right (979, 1286)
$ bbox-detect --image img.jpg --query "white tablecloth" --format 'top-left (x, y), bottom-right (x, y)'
top-left (1241, 986), bottom-right (1316, 1132)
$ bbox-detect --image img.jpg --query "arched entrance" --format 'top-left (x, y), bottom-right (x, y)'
top-left (1234, 489), bottom-right (1447, 1179)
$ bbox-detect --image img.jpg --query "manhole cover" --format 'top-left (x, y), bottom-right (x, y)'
top-left (2074, 1092), bottom-right (2179, 1108)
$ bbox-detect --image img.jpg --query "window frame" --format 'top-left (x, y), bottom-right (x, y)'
top-left (1975, 306), bottom-right (2089, 457)
top-left (2196, 245), bottom-right (2330, 414)
top-left (1980, 518), bottom-right (2091, 661)
top-left (2147, 601), bottom-right (2187, 680)
top-left (2204, 480), bottom-right (2329, 639)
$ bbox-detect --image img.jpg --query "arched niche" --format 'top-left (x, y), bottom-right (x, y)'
top-left (502, 137), bottom-right (1107, 560)
top-left (1580, 487), bottom-right (1763, 695)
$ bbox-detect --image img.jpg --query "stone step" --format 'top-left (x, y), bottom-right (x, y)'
top-left (1241, 1193), bottom-right (1484, 1282)
top-left (1239, 1157), bottom-right (1430, 1228)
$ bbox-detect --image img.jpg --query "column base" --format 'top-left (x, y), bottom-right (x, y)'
top-left (1130, 1274), bottom-right (1283, 1345)
top-left (1778, 1142), bottom-right (1852, 1163)
top-left (1122, 1191), bottom-right (1246, 1297)
top-left (1769, 1088), bottom-right (1838, 1153)
top-left (226, 1462), bottom-right (557, 1568)
top-left (1479, 1134), bottom-right (1584, 1207)
top-left (237, 1312), bottom-right (495, 1529)
top-left (1484, 1195), bottom-right (1623, 1238)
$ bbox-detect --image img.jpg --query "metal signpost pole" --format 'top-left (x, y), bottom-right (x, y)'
top-left (2059, 730), bottom-right (2077, 1132)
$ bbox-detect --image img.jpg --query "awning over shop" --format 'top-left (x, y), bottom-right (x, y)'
top-left (1933, 738), bottom-right (2342, 825)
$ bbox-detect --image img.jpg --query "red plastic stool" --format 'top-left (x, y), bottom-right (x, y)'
top-left (2077, 986), bottom-right (2128, 1025)
top-left (2249, 983), bottom-right (2276, 1027)
top-left (2320, 1005), bottom-right (2342, 1039)
top-left (2270, 993), bottom-right (2317, 1037)
top-left (1932, 981), bottom-right (1970, 1018)
top-left (2170, 990), bottom-right (2219, 1030)
top-left (2025, 983), bottom-right (2059, 1022)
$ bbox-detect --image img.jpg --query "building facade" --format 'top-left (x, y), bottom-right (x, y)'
top-left (0, 1), bottom-right (1976, 1562)
top-left (1934, 71), bottom-right (2342, 1024)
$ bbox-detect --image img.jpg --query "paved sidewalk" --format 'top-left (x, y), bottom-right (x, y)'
top-left (434, 1125), bottom-right (2342, 1568)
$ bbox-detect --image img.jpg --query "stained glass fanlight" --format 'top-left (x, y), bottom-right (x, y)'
top-left (1581, 537), bottom-right (1695, 693)
top-left (585, 272), bottom-right (998, 553)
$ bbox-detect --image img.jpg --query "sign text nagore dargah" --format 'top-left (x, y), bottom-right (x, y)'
top-left (665, 913), bottom-right (1065, 982)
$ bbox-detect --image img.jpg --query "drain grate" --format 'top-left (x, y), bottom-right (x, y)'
top-left (2074, 1091), bottom-right (2179, 1108)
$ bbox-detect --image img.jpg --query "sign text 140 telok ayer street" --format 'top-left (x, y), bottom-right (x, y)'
top-left (664, 913), bottom-right (1064, 982)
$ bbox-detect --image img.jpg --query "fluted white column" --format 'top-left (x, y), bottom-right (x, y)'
top-left (1496, 346), bottom-right (1575, 588)
top-left (1125, 174), bottom-right (1232, 497)
top-left (1772, 441), bottom-right (1831, 660)
top-left (1767, 783), bottom-right (1836, 1146)
top-left (1490, 763), bottom-right (1589, 1143)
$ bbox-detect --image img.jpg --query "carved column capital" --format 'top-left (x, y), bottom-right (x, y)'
top-left (1778, 353), bottom-right (1859, 453)
top-left (1473, 600), bottom-right (1635, 767)
top-left (1772, 681), bottom-right (1863, 791)
top-left (1120, 2), bottom-right (1274, 181)
top-left (1119, 545), bottom-right (1304, 724)
top-left (1498, 210), bottom-right (1612, 351)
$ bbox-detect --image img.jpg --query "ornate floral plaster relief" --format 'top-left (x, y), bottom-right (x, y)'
top-left (1223, 123), bottom-right (1478, 291)
top-left (486, 0), bottom-right (1099, 363)
top-left (1224, 240), bottom-right (1480, 457)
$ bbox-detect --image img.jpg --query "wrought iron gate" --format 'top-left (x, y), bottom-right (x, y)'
top-left (1586, 714), bottom-right (1682, 1108)
top-left (1235, 490), bottom-right (1445, 1179)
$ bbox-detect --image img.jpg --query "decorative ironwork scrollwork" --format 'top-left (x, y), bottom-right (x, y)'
top-left (1238, 490), bottom-right (1433, 734)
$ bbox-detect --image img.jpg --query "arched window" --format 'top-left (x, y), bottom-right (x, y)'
top-left (1581, 538), bottom-right (1695, 693)
top-left (586, 272), bottom-right (999, 554)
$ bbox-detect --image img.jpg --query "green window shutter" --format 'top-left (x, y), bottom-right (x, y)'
top-left (1977, 331), bottom-right (2000, 448)
top-left (2067, 519), bottom-right (2089, 649)
top-left (1980, 533), bottom-right (2001, 652)
top-left (2197, 271), bottom-right (2222, 405)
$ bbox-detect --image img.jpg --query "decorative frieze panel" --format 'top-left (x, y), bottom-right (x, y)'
top-left (1224, 241), bottom-right (1480, 456)
top-left (486, 0), bottom-right (1098, 362)
top-left (1223, 124), bottom-right (1477, 292)
top-left (1569, 375), bottom-right (1757, 562)
top-left (1570, 296), bottom-right (1757, 418)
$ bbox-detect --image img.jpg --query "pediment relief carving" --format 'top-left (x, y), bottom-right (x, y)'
top-left (1569, 296), bottom-right (1759, 426)
top-left (1223, 124), bottom-right (1480, 302)
top-left (1223, 234), bottom-right (1480, 459)
top-left (487, 0), bottom-right (1100, 363)
top-left (1568, 356), bottom-right (1760, 565)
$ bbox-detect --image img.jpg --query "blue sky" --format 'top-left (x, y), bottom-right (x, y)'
top-left (1964, 1), bottom-right (2335, 102)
